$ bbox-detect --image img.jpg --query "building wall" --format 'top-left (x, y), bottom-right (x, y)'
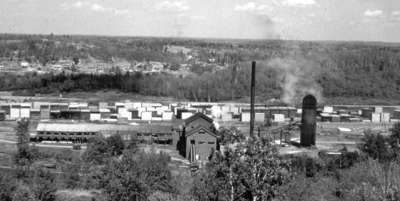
top-left (20, 108), bottom-right (30, 118)
top-left (241, 112), bottom-right (251, 122)
top-left (185, 132), bottom-right (217, 162)
top-left (40, 109), bottom-right (50, 119)
top-left (162, 112), bottom-right (174, 120)
top-left (141, 112), bottom-right (152, 120)
top-left (90, 113), bottom-right (101, 121)
top-left (221, 113), bottom-right (233, 121)
top-left (10, 108), bottom-right (20, 119)
top-left (255, 113), bottom-right (265, 122)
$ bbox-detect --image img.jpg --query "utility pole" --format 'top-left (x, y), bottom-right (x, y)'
top-left (250, 61), bottom-right (256, 137)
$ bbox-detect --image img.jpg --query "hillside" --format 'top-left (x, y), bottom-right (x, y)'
top-left (1, 34), bottom-right (400, 105)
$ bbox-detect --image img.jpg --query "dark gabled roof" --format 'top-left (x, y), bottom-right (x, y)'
top-left (184, 112), bottom-right (213, 125)
top-left (186, 125), bottom-right (218, 138)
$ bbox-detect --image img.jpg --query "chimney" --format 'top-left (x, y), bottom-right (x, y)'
top-left (300, 94), bottom-right (317, 146)
top-left (250, 61), bottom-right (256, 137)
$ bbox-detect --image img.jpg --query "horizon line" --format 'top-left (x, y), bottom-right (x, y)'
top-left (1, 32), bottom-right (400, 45)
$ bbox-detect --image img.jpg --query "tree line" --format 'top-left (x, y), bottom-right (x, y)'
top-left (2, 34), bottom-right (400, 103)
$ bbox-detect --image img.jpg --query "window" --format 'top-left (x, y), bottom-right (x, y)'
top-left (199, 141), bottom-right (205, 144)
top-left (208, 141), bottom-right (215, 144)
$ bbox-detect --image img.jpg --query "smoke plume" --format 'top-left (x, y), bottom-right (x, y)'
top-left (268, 56), bottom-right (323, 105)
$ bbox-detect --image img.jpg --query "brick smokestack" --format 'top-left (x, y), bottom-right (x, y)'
top-left (301, 94), bottom-right (317, 146)
top-left (250, 61), bottom-right (256, 137)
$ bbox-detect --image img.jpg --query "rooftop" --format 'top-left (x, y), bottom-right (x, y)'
top-left (36, 122), bottom-right (176, 133)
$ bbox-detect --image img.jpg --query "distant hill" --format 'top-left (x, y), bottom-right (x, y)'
top-left (1, 34), bottom-right (400, 105)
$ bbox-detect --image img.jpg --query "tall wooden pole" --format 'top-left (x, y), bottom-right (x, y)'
top-left (250, 61), bottom-right (256, 137)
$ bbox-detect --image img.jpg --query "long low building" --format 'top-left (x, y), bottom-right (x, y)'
top-left (32, 122), bottom-right (180, 144)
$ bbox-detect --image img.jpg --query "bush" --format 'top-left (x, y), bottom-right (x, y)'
top-left (0, 171), bottom-right (17, 201)
top-left (360, 130), bottom-right (394, 162)
top-left (340, 159), bottom-right (400, 201)
top-left (12, 183), bottom-right (37, 201)
top-left (31, 168), bottom-right (57, 201)
top-left (106, 134), bottom-right (125, 156)
top-left (82, 136), bottom-right (110, 165)
top-left (102, 151), bottom-right (173, 201)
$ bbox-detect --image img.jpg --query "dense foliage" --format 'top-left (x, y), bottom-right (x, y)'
top-left (3, 117), bottom-right (400, 200)
top-left (9, 119), bottom-right (57, 201)
top-left (2, 34), bottom-right (400, 103)
top-left (102, 151), bottom-right (174, 201)
top-left (192, 135), bottom-right (291, 201)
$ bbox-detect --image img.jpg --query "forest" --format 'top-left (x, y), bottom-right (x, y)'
top-left (1, 119), bottom-right (400, 201)
top-left (2, 34), bottom-right (400, 104)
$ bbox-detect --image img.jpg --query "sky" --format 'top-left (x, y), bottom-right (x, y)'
top-left (1, 0), bottom-right (400, 42)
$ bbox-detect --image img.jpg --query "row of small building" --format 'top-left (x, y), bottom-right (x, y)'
top-left (0, 101), bottom-right (299, 123)
top-left (2, 101), bottom-right (400, 124)
top-left (319, 106), bottom-right (399, 123)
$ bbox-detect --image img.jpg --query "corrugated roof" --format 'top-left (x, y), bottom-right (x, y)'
top-left (37, 123), bottom-right (124, 133)
top-left (36, 122), bottom-right (174, 133)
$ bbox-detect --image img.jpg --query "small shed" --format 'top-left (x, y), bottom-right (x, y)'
top-left (185, 126), bottom-right (217, 163)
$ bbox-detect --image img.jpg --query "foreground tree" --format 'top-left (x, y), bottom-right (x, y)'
top-left (102, 151), bottom-right (174, 201)
top-left (82, 136), bottom-right (111, 165)
top-left (238, 137), bottom-right (291, 201)
top-left (0, 171), bottom-right (17, 201)
top-left (62, 158), bottom-right (82, 189)
top-left (359, 130), bottom-right (393, 163)
top-left (31, 168), bottom-right (57, 201)
top-left (279, 174), bottom-right (340, 201)
top-left (341, 159), bottom-right (400, 201)
top-left (83, 134), bottom-right (127, 165)
top-left (12, 183), bottom-right (37, 201)
top-left (106, 134), bottom-right (125, 156)
top-left (389, 122), bottom-right (400, 159)
top-left (192, 131), bottom-right (291, 201)
top-left (14, 118), bottom-right (39, 178)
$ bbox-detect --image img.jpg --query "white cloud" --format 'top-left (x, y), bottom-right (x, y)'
top-left (234, 2), bottom-right (272, 12)
top-left (72, 1), bottom-right (85, 8)
top-left (156, 1), bottom-right (190, 13)
top-left (392, 11), bottom-right (400, 16)
top-left (234, 2), bottom-right (256, 11)
top-left (282, 0), bottom-right (316, 7)
top-left (91, 3), bottom-right (106, 12)
top-left (64, 1), bottom-right (129, 16)
top-left (364, 9), bottom-right (383, 17)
